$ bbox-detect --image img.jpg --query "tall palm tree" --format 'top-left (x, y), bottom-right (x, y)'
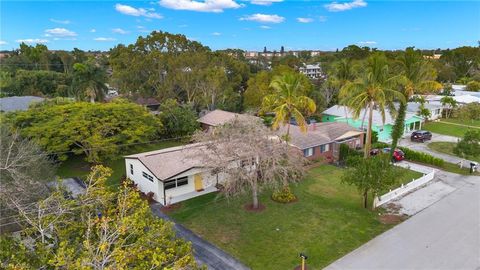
top-left (340, 53), bottom-right (406, 158)
top-left (72, 62), bottom-right (108, 103)
top-left (390, 48), bottom-right (442, 150)
top-left (262, 73), bottom-right (316, 141)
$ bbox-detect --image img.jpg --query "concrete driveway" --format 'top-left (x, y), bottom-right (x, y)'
top-left (399, 133), bottom-right (474, 166)
top-left (325, 170), bottom-right (480, 270)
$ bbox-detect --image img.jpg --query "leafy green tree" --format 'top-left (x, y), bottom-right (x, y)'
top-left (455, 102), bottom-right (480, 121)
top-left (159, 99), bottom-right (199, 138)
top-left (71, 61), bottom-right (108, 103)
top-left (7, 100), bottom-right (162, 162)
top-left (454, 130), bottom-right (480, 158)
top-left (261, 73), bottom-right (316, 140)
top-left (0, 165), bottom-right (198, 269)
top-left (390, 47), bottom-right (442, 150)
top-left (8, 70), bottom-right (71, 96)
top-left (340, 53), bottom-right (405, 158)
top-left (342, 155), bottom-right (396, 209)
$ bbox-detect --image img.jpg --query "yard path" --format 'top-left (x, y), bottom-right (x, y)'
top-left (150, 203), bottom-right (250, 270)
top-left (325, 165), bottom-right (480, 270)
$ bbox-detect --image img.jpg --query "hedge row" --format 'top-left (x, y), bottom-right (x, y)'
top-left (371, 142), bottom-right (444, 167)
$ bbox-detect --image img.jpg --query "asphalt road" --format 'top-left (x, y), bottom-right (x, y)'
top-left (325, 172), bottom-right (480, 270)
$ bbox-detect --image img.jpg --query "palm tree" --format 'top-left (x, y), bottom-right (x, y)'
top-left (262, 73), bottom-right (316, 141)
top-left (340, 53), bottom-right (406, 158)
top-left (72, 62), bottom-right (108, 103)
top-left (390, 48), bottom-right (442, 150)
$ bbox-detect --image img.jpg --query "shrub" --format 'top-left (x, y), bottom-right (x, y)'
top-left (466, 80), bottom-right (480, 92)
top-left (398, 147), bottom-right (444, 167)
top-left (339, 143), bottom-right (362, 163)
top-left (271, 186), bottom-right (297, 203)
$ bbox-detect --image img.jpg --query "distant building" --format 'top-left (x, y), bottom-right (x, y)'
top-left (0, 96), bottom-right (44, 112)
top-left (424, 54), bottom-right (442, 60)
top-left (135, 97), bottom-right (161, 112)
top-left (197, 109), bottom-right (260, 131)
top-left (322, 105), bottom-right (424, 143)
top-left (299, 63), bottom-right (325, 79)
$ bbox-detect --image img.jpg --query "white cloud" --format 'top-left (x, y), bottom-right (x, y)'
top-left (112, 28), bottom-right (129, 34)
top-left (90, 29), bottom-right (96, 33)
top-left (44, 28), bottom-right (77, 37)
top-left (297, 17), bottom-right (313, 23)
top-left (94, 37), bottom-right (116, 42)
top-left (260, 25), bottom-right (271, 29)
top-left (357, 41), bottom-right (377, 45)
top-left (0, 40), bottom-right (7, 45)
top-left (212, 32), bottom-right (222, 36)
top-left (16, 39), bottom-right (49, 44)
top-left (318, 16), bottom-right (327, 22)
top-left (240, 13), bottom-right (285, 23)
top-left (325, 0), bottom-right (367, 12)
top-left (115, 4), bottom-right (163, 19)
top-left (159, 0), bottom-right (242, 13)
top-left (250, 0), bottom-right (282, 5)
top-left (50, 18), bottom-right (71, 24)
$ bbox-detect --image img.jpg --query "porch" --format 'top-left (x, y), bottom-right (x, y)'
top-left (168, 185), bottom-right (218, 205)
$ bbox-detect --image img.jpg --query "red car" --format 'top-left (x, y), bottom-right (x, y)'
top-left (370, 147), bottom-right (405, 162)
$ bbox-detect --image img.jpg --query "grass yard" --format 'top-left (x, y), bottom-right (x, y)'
top-left (428, 142), bottom-right (480, 163)
top-left (57, 140), bottom-right (186, 188)
top-left (423, 118), bottom-right (479, 138)
top-left (168, 165), bottom-right (421, 270)
top-left (423, 122), bottom-right (470, 138)
top-left (442, 118), bottom-right (480, 128)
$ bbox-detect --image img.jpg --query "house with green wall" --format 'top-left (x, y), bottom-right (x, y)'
top-left (321, 105), bottom-right (424, 142)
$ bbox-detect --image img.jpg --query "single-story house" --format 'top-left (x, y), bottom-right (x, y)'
top-left (322, 105), bottom-right (424, 143)
top-left (125, 143), bottom-right (227, 205)
top-left (425, 94), bottom-right (480, 106)
top-left (0, 96), bottom-right (44, 112)
top-left (406, 102), bottom-right (443, 120)
top-left (278, 122), bottom-right (364, 162)
top-left (135, 97), bottom-right (161, 112)
top-left (197, 109), bottom-right (259, 131)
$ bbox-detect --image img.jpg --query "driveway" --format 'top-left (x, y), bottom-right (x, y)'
top-left (399, 133), bottom-right (474, 166)
top-left (150, 203), bottom-right (250, 270)
top-left (325, 168), bottom-right (480, 270)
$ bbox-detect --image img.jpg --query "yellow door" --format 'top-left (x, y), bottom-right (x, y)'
top-left (194, 174), bottom-right (204, 191)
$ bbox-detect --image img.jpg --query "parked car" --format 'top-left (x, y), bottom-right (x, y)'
top-left (370, 147), bottom-right (405, 162)
top-left (411, 130), bottom-right (432, 142)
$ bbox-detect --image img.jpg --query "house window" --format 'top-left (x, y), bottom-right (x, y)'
top-left (320, 144), bottom-right (330, 153)
top-left (142, 171), bottom-right (154, 182)
top-left (304, 148), bottom-right (314, 157)
top-left (164, 177), bottom-right (189, 190)
top-left (130, 164), bottom-right (134, 175)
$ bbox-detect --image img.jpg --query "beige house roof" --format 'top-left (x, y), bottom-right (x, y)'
top-left (198, 109), bottom-right (258, 127)
top-left (125, 143), bottom-right (207, 181)
top-left (277, 122), bottom-right (364, 149)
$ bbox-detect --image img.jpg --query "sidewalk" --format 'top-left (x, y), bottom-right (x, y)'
top-left (150, 203), bottom-right (250, 270)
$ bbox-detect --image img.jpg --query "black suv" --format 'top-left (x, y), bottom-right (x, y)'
top-left (411, 130), bottom-right (432, 142)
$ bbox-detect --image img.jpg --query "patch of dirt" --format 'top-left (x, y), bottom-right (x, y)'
top-left (293, 265), bottom-right (309, 270)
top-left (243, 203), bottom-right (266, 212)
top-left (379, 214), bottom-right (407, 225)
top-left (161, 203), bottom-right (182, 213)
top-left (384, 202), bottom-right (402, 214)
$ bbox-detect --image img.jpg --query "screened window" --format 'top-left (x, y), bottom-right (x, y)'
top-left (130, 164), bottom-right (134, 175)
top-left (303, 148), bottom-right (314, 157)
top-left (142, 171), bottom-right (154, 182)
top-left (320, 144), bottom-right (330, 153)
top-left (164, 177), bottom-right (189, 190)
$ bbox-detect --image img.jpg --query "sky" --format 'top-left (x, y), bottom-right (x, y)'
top-left (1, 0), bottom-right (479, 52)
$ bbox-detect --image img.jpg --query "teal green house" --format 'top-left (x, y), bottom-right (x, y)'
top-left (321, 105), bottom-right (424, 142)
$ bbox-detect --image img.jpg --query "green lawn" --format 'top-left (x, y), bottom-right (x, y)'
top-left (442, 118), bottom-right (480, 128)
top-left (428, 142), bottom-right (480, 163)
top-left (423, 122), bottom-right (470, 138)
top-left (168, 165), bottom-right (421, 270)
top-left (57, 140), bottom-right (186, 188)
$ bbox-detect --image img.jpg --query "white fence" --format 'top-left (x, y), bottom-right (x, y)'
top-left (373, 170), bottom-right (436, 208)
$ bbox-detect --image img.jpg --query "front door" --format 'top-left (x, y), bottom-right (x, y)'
top-left (194, 174), bottom-right (204, 191)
